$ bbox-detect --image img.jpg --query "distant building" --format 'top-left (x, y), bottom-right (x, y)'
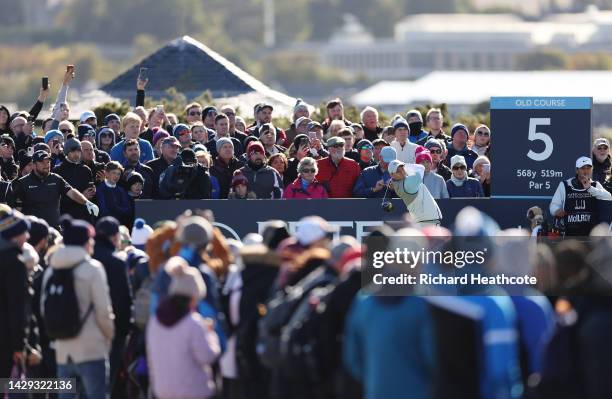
top-left (321, 7), bottom-right (612, 80)
top-left (350, 70), bottom-right (612, 127)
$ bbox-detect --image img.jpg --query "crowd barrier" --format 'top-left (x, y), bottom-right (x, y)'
top-left (135, 198), bottom-right (612, 241)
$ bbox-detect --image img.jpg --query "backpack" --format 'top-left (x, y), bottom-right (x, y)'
top-left (43, 264), bottom-right (93, 340)
top-left (256, 267), bottom-right (335, 371)
top-left (133, 274), bottom-right (154, 330)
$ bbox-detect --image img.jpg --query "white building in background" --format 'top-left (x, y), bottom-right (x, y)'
top-left (321, 6), bottom-right (612, 80)
top-left (350, 70), bottom-right (612, 127)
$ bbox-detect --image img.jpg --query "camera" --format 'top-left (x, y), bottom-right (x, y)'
top-left (381, 201), bottom-right (394, 212)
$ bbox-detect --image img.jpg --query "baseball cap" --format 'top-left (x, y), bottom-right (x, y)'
top-left (0, 135), bottom-right (14, 147)
top-left (162, 136), bottom-right (180, 147)
top-left (247, 141), bottom-right (265, 156)
top-left (388, 159), bottom-right (405, 174)
top-left (295, 116), bottom-right (312, 128)
top-left (296, 216), bottom-right (337, 246)
top-left (326, 136), bottom-right (345, 147)
top-left (259, 123), bottom-right (275, 135)
top-left (79, 110), bottom-right (96, 123)
top-left (173, 124), bottom-right (190, 137)
top-left (576, 156), bottom-right (593, 168)
top-left (380, 146), bottom-right (397, 163)
top-left (594, 137), bottom-right (610, 148)
top-left (32, 150), bottom-right (50, 162)
top-left (256, 103), bottom-right (273, 113)
top-left (307, 121), bottom-right (322, 130)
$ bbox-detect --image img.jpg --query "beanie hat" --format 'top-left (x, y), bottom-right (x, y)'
top-left (405, 109), bottom-right (423, 122)
top-left (152, 129), bottom-right (170, 147)
top-left (17, 151), bottom-right (32, 169)
top-left (391, 115), bottom-right (409, 130)
top-left (0, 206), bottom-right (29, 241)
top-left (203, 106), bottom-right (217, 118)
top-left (415, 150), bottom-right (432, 164)
top-left (472, 155), bottom-right (490, 170)
top-left (26, 216), bottom-right (49, 245)
top-left (126, 170), bottom-right (145, 187)
top-left (450, 155), bottom-right (467, 168)
top-left (247, 141), bottom-right (265, 157)
top-left (10, 116), bottom-right (27, 129)
top-left (231, 171), bottom-right (249, 189)
top-left (95, 216), bottom-right (120, 238)
top-left (77, 124), bottom-right (96, 140)
top-left (44, 129), bottom-right (63, 144)
top-left (60, 216), bottom-right (95, 246)
top-left (294, 98), bottom-right (309, 113)
top-left (166, 256), bottom-right (207, 299)
top-left (216, 137), bottom-right (234, 153)
top-left (424, 138), bottom-right (443, 150)
top-left (64, 137), bottom-right (82, 153)
top-left (131, 218), bottom-right (154, 248)
top-left (173, 124), bottom-right (190, 137)
top-left (451, 123), bottom-right (469, 138)
top-left (104, 113), bottom-right (120, 125)
top-left (97, 126), bottom-right (115, 141)
top-left (180, 148), bottom-right (196, 164)
top-left (415, 145), bottom-right (426, 155)
top-left (176, 216), bottom-right (213, 249)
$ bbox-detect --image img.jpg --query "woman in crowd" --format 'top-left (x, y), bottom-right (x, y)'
top-left (283, 157), bottom-right (328, 199)
top-left (446, 155), bottom-right (484, 198)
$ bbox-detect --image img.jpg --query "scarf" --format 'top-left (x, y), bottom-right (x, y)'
top-left (450, 172), bottom-right (467, 187)
top-left (300, 177), bottom-right (311, 192)
top-left (104, 179), bottom-right (117, 188)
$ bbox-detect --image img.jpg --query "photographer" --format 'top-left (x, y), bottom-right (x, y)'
top-left (159, 148), bottom-right (212, 200)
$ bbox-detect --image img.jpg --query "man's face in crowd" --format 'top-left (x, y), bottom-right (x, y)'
top-left (395, 127), bottom-right (408, 143)
top-left (84, 117), bottom-right (97, 129)
top-left (360, 147), bottom-right (373, 163)
top-left (58, 121), bottom-right (73, 136)
top-left (594, 143), bottom-right (609, 162)
top-left (270, 156), bottom-right (286, 174)
top-left (373, 144), bottom-right (386, 163)
top-left (382, 130), bottom-right (395, 144)
top-left (296, 121), bottom-right (309, 135)
top-left (428, 146), bottom-right (444, 165)
top-left (577, 165), bottom-right (593, 181)
top-left (453, 130), bottom-right (468, 148)
top-left (342, 134), bottom-right (354, 151)
top-left (294, 107), bottom-right (309, 121)
top-left (67, 149), bottom-right (81, 163)
top-left (50, 138), bottom-right (63, 155)
top-left (474, 162), bottom-right (490, 177)
top-left (134, 107), bottom-right (147, 129)
top-left (250, 151), bottom-right (266, 166)
top-left (407, 115), bottom-right (421, 126)
top-left (216, 118), bottom-right (229, 137)
top-left (192, 126), bottom-right (208, 143)
top-left (99, 131), bottom-right (113, 147)
top-left (106, 168), bottom-right (122, 185)
top-left (108, 119), bottom-right (121, 133)
top-left (328, 104), bottom-right (343, 120)
top-left (162, 142), bottom-right (180, 161)
top-left (0, 143), bottom-right (13, 159)
top-left (204, 110), bottom-right (217, 129)
top-left (235, 183), bottom-right (247, 197)
top-left (261, 129), bottom-right (276, 147)
top-left (82, 133), bottom-right (96, 145)
top-left (362, 111), bottom-right (378, 130)
top-left (124, 122), bottom-right (140, 139)
top-left (186, 106), bottom-right (202, 124)
top-left (219, 143), bottom-right (234, 160)
top-left (427, 112), bottom-right (443, 131)
top-left (124, 144), bottom-right (140, 164)
top-left (149, 111), bottom-right (163, 129)
top-left (177, 130), bottom-right (192, 145)
top-left (328, 143), bottom-right (345, 163)
top-left (60, 104), bottom-right (70, 121)
top-left (11, 120), bottom-right (25, 135)
top-left (258, 107), bottom-right (273, 124)
top-left (221, 107), bottom-right (236, 128)
top-left (81, 141), bottom-right (95, 162)
top-left (35, 159), bottom-right (51, 178)
top-left (474, 128), bottom-right (490, 147)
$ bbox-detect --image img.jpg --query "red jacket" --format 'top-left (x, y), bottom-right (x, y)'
top-left (316, 157), bottom-right (360, 198)
top-left (283, 178), bottom-right (329, 199)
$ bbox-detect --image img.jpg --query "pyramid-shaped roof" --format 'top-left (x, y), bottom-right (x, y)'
top-left (101, 36), bottom-right (295, 112)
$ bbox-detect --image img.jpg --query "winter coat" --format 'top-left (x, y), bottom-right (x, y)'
top-left (316, 157), bottom-right (360, 198)
top-left (0, 239), bottom-right (29, 378)
top-left (446, 177), bottom-right (484, 198)
top-left (353, 164), bottom-right (393, 199)
top-left (283, 178), bottom-right (329, 199)
top-left (42, 245), bottom-right (115, 364)
top-left (238, 163), bottom-right (283, 199)
top-left (159, 163), bottom-right (212, 200)
top-left (96, 181), bottom-right (132, 226)
top-left (210, 157), bottom-right (244, 199)
top-left (592, 154), bottom-right (611, 184)
top-left (93, 239), bottom-right (132, 338)
top-left (445, 145), bottom-right (478, 169)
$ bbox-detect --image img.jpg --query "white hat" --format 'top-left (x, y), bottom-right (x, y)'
top-left (295, 116), bottom-right (312, 127)
top-left (79, 110), bottom-right (96, 123)
top-left (131, 218), bottom-right (154, 246)
top-left (296, 216), bottom-right (337, 246)
top-left (166, 257), bottom-right (207, 299)
top-left (594, 137), bottom-right (610, 148)
top-left (450, 155), bottom-right (467, 168)
top-left (576, 156), bottom-right (593, 168)
top-left (388, 159), bottom-right (405, 174)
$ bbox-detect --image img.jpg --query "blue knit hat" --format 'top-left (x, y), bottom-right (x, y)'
top-left (44, 129), bottom-right (63, 144)
top-left (173, 124), bottom-right (190, 137)
top-left (451, 123), bottom-right (469, 139)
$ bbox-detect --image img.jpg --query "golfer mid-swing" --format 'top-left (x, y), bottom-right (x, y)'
top-left (388, 159), bottom-right (443, 227)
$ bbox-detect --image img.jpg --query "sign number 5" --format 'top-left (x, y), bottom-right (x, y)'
top-left (527, 118), bottom-right (553, 161)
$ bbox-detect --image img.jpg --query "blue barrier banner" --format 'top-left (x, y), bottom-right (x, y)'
top-left (490, 96), bottom-right (592, 199)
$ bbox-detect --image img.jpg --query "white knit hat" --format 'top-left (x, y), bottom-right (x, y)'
top-left (131, 218), bottom-right (153, 246)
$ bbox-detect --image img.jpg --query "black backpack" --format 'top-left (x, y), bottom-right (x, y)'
top-left (43, 264), bottom-right (93, 340)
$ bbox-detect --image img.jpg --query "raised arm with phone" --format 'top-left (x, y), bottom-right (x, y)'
top-left (136, 67), bottom-right (148, 107)
top-left (50, 66), bottom-right (75, 130)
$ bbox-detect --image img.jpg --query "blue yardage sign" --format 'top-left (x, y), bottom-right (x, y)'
top-left (490, 97), bottom-right (592, 199)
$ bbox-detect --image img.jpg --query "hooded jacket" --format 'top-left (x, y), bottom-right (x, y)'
top-left (238, 162), bottom-right (283, 199)
top-left (42, 245), bottom-right (115, 364)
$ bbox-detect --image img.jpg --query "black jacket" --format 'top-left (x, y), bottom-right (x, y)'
top-left (0, 157), bottom-right (18, 181)
top-left (592, 154), bottom-right (611, 185)
top-left (122, 162), bottom-right (155, 199)
top-left (0, 180), bottom-right (11, 203)
top-left (210, 157), bottom-right (244, 199)
top-left (0, 240), bottom-right (29, 378)
top-left (53, 161), bottom-right (93, 222)
top-left (205, 137), bottom-right (244, 158)
top-left (435, 162), bottom-right (452, 182)
top-left (362, 125), bottom-right (383, 142)
top-left (92, 239), bottom-right (132, 337)
top-left (146, 156), bottom-right (174, 199)
top-left (159, 162), bottom-right (212, 200)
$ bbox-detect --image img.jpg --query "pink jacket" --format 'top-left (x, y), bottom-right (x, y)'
top-left (283, 178), bottom-right (329, 199)
top-left (147, 312), bottom-right (221, 399)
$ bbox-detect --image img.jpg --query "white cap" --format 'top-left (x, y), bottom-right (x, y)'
top-left (594, 137), bottom-right (610, 148)
top-left (388, 159), bottom-right (405, 174)
top-left (450, 155), bottom-right (467, 168)
top-left (79, 110), bottom-right (96, 123)
top-left (296, 216), bottom-right (337, 246)
top-left (576, 156), bottom-right (593, 168)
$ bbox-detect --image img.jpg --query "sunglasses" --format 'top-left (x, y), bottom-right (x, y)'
top-left (596, 145), bottom-right (608, 150)
top-left (452, 165), bottom-right (467, 170)
top-left (189, 111), bottom-right (202, 116)
top-left (301, 168), bottom-right (316, 174)
top-left (100, 133), bottom-right (113, 138)
top-left (60, 129), bottom-right (72, 134)
top-left (476, 131), bottom-right (490, 136)
top-left (429, 149), bottom-right (442, 154)
top-left (359, 145), bottom-right (373, 150)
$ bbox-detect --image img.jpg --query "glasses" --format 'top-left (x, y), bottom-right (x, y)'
top-left (60, 129), bottom-right (72, 134)
top-left (452, 165), bottom-right (466, 170)
top-left (301, 168), bottom-right (316, 174)
top-left (476, 131), bottom-right (490, 136)
top-left (429, 149), bottom-right (442, 154)
top-left (597, 146), bottom-right (608, 150)
top-left (189, 111), bottom-right (202, 116)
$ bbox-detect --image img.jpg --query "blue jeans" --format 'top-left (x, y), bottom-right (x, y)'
top-left (57, 358), bottom-right (108, 399)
